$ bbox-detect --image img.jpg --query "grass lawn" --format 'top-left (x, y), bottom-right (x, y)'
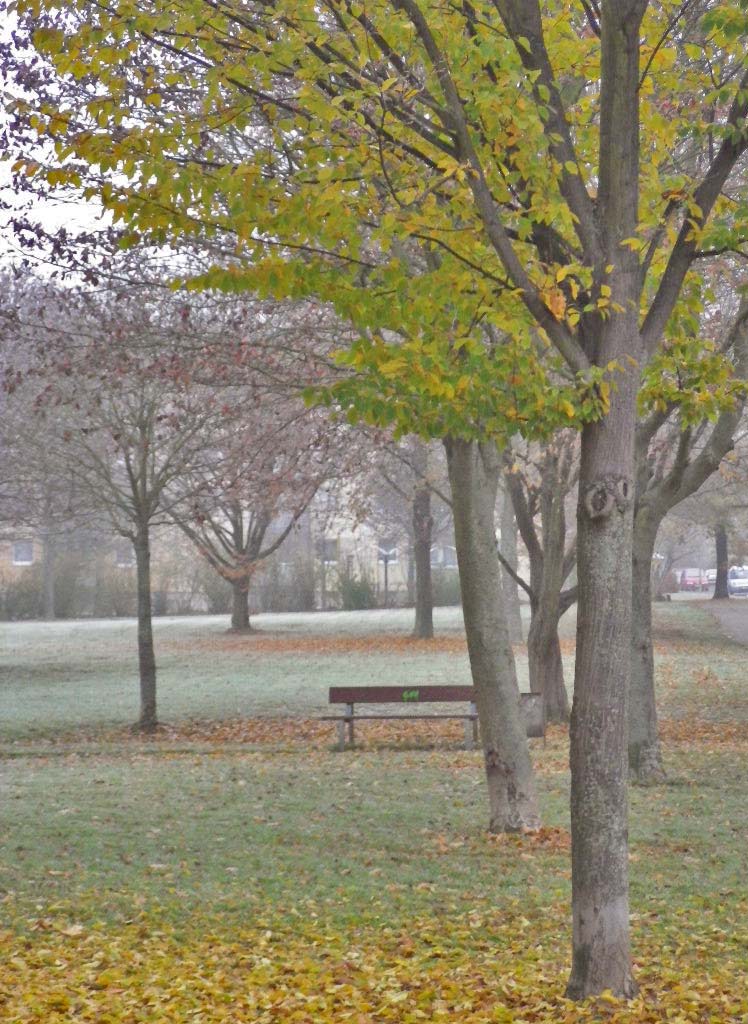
top-left (0, 605), bottom-right (575, 741)
top-left (1, 601), bottom-right (748, 1022)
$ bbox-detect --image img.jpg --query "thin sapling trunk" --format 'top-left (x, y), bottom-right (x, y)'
top-left (134, 521), bottom-right (158, 732)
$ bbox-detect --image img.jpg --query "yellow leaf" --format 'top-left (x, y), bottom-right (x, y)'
top-left (545, 287), bottom-right (566, 320)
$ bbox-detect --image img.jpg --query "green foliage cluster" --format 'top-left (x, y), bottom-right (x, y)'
top-left (337, 563), bottom-right (378, 611)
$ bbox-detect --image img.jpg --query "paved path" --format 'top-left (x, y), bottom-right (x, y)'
top-left (705, 597), bottom-right (748, 646)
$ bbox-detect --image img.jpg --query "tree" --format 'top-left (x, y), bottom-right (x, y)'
top-left (445, 438), bottom-right (540, 831)
top-left (1, 276), bottom-right (226, 730)
top-left (10, 0), bottom-right (748, 998)
top-left (503, 436), bottom-right (578, 723)
top-left (498, 482), bottom-right (523, 644)
top-left (629, 296), bottom-right (748, 782)
top-left (363, 437), bottom-right (453, 637)
top-left (173, 399), bottom-right (340, 632)
top-left (713, 520), bottom-right (730, 598)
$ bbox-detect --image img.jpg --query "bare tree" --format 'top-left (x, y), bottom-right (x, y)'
top-left (1, 276), bottom-right (226, 730)
top-left (172, 399), bottom-right (341, 631)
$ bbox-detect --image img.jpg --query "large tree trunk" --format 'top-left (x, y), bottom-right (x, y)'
top-left (629, 510), bottom-right (666, 784)
top-left (134, 522), bottom-right (158, 732)
top-left (714, 523), bottom-right (729, 599)
top-left (445, 437), bottom-right (540, 833)
top-left (230, 577), bottom-right (252, 631)
top-left (412, 481), bottom-right (434, 638)
top-left (499, 485), bottom-right (523, 642)
top-left (527, 602), bottom-right (569, 724)
top-left (566, 2), bottom-right (642, 996)
top-left (567, 393), bottom-right (638, 999)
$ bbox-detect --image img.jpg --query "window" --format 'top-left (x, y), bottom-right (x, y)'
top-left (316, 538), bottom-right (338, 564)
top-left (430, 544), bottom-right (457, 568)
top-left (12, 540), bottom-right (33, 566)
top-left (114, 541), bottom-right (135, 568)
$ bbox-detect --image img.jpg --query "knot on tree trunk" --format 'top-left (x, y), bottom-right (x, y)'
top-left (583, 476), bottom-right (631, 520)
top-left (484, 748), bottom-right (511, 776)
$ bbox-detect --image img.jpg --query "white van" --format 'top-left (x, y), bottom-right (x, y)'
top-left (727, 566), bottom-right (748, 596)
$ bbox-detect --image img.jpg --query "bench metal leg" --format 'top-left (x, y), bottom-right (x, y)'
top-left (346, 704), bottom-right (354, 748)
top-left (465, 702), bottom-right (478, 750)
top-left (337, 718), bottom-right (346, 752)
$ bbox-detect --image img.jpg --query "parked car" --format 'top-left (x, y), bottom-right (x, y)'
top-left (679, 568), bottom-right (710, 592)
top-left (727, 566), bottom-right (748, 596)
top-left (706, 569), bottom-right (717, 584)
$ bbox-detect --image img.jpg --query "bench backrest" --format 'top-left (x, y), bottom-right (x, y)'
top-left (329, 685), bottom-right (474, 704)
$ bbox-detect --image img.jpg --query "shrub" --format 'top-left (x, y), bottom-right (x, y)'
top-left (338, 564), bottom-right (377, 610)
top-left (197, 563), bottom-right (233, 615)
top-left (431, 568), bottom-right (462, 607)
top-left (0, 567), bottom-right (43, 620)
top-left (93, 564), bottom-right (137, 617)
top-left (256, 555), bottom-right (316, 613)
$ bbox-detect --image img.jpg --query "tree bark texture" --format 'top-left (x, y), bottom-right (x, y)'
top-left (230, 577), bottom-right (252, 631)
top-left (568, 397), bottom-right (638, 999)
top-left (529, 463), bottom-right (572, 724)
top-left (134, 523), bottom-right (158, 732)
top-left (629, 510), bottom-right (666, 784)
top-left (412, 481), bottom-right (434, 638)
top-left (527, 605), bottom-right (569, 724)
top-left (499, 485), bottom-right (523, 643)
top-left (504, 453), bottom-right (573, 724)
top-left (714, 523), bottom-right (729, 599)
top-left (445, 437), bottom-right (540, 832)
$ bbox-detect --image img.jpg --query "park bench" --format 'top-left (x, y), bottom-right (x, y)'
top-left (323, 685), bottom-right (545, 751)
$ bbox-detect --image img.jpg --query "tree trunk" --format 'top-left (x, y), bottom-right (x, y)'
top-left (566, 1), bottom-right (642, 995)
top-left (567, 396), bottom-right (638, 999)
top-left (134, 523), bottom-right (158, 732)
top-left (41, 530), bottom-right (56, 620)
top-left (714, 523), bottom-right (729, 599)
top-left (527, 602), bottom-right (569, 723)
top-left (526, 474), bottom-right (571, 724)
top-left (445, 437), bottom-right (540, 833)
top-left (499, 484), bottom-right (523, 642)
top-left (230, 578), bottom-right (252, 631)
top-left (629, 511), bottom-right (666, 784)
top-left (412, 482), bottom-right (434, 638)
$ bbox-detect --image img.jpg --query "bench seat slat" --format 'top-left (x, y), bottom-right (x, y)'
top-left (320, 713), bottom-right (477, 721)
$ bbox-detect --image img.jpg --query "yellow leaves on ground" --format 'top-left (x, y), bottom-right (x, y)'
top-left (2, 907), bottom-right (748, 1024)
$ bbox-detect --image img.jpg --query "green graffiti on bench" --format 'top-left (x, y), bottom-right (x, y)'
top-left (401, 689), bottom-right (420, 702)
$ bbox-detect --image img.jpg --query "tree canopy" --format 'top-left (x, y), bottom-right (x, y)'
top-left (8, 1), bottom-right (748, 437)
